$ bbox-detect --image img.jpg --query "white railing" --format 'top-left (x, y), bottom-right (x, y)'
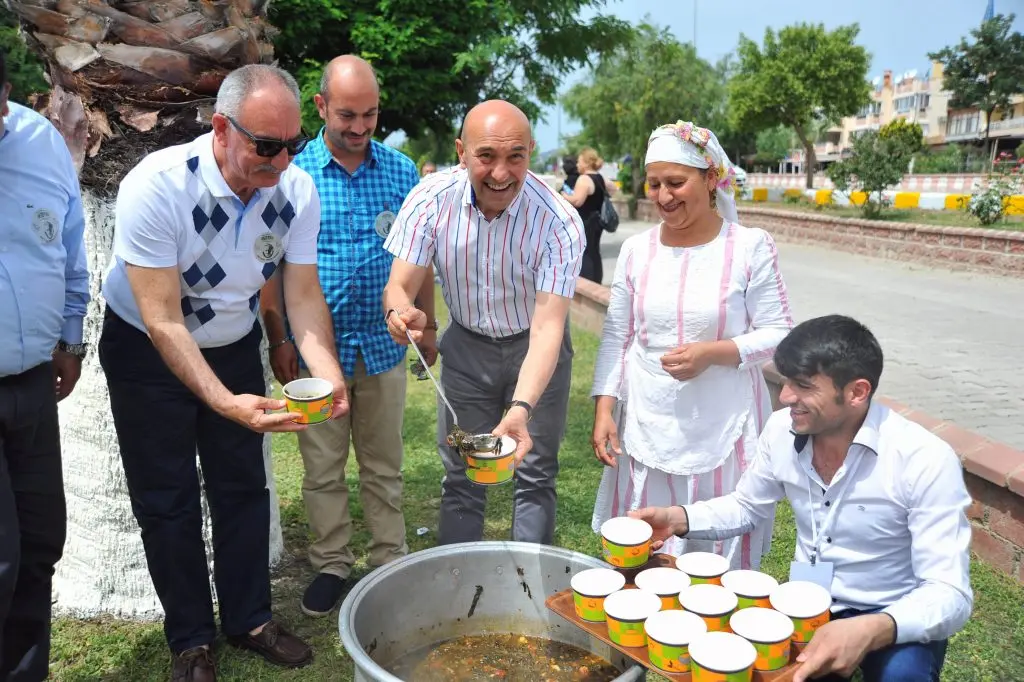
top-left (989, 116), bottom-right (1024, 133)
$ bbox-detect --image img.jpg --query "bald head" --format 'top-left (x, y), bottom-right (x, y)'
top-left (315, 54), bottom-right (380, 159)
top-left (460, 100), bottom-right (532, 146)
top-left (320, 55), bottom-right (378, 101)
top-left (456, 99), bottom-right (535, 220)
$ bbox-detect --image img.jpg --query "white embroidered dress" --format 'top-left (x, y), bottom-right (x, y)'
top-left (591, 221), bottom-right (793, 569)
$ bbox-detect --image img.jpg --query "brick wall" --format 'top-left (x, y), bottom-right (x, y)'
top-left (570, 278), bottom-right (1024, 583)
top-left (611, 199), bottom-right (1024, 278)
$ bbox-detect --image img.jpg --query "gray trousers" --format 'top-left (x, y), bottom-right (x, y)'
top-left (436, 321), bottom-right (573, 545)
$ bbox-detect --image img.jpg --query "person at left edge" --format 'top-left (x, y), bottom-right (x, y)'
top-left (0, 47), bottom-right (89, 682)
top-left (98, 64), bottom-right (348, 682)
top-left (260, 55), bottom-right (436, 618)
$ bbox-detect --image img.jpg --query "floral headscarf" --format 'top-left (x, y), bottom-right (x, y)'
top-left (645, 120), bottom-right (739, 223)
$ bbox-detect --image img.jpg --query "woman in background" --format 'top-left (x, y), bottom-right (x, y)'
top-left (563, 147), bottom-right (614, 283)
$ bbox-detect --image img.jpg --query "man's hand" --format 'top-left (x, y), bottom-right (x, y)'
top-left (660, 342), bottom-right (714, 381)
top-left (52, 351), bottom-right (82, 402)
top-left (628, 506), bottom-right (689, 551)
top-left (218, 394), bottom-right (307, 433)
top-left (420, 328), bottom-right (439, 366)
top-left (269, 341), bottom-right (299, 385)
top-left (328, 378), bottom-right (350, 420)
top-left (592, 409), bottom-right (622, 467)
top-left (492, 405), bottom-right (533, 463)
top-left (792, 614), bottom-right (897, 682)
top-left (386, 307), bottom-right (427, 346)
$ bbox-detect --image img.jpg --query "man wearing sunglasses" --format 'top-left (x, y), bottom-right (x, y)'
top-left (99, 64), bottom-right (348, 681)
top-left (261, 55), bottom-right (435, 618)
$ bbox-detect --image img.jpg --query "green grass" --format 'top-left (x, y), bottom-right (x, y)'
top-left (50, 299), bottom-right (1024, 681)
top-left (739, 199), bottom-right (1024, 231)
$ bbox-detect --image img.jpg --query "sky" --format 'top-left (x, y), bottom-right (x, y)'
top-left (530, 0), bottom-right (1024, 153)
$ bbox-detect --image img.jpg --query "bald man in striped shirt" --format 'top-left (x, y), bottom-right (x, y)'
top-left (382, 100), bottom-right (584, 545)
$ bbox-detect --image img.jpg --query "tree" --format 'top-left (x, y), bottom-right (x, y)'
top-left (707, 54), bottom-right (757, 168)
top-left (729, 23), bottom-right (871, 189)
top-left (398, 126), bottom-right (459, 168)
top-left (0, 4), bottom-right (46, 103)
top-left (7, 0), bottom-right (285, 620)
top-left (270, 0), bottom-right (634, 140)
top-left (562, 21), bottom-right (724, 197)
top-left (826, 120), bottom-right (923, 218)
top-left (930, 14), bottom-right (1024, 158)
top-left (754, 126), bottom-right (793, 168)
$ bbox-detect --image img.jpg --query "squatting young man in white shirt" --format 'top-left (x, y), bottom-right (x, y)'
top-left (632, 314), bottom-right (972, 682)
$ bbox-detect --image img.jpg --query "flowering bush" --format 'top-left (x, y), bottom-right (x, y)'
top-left (968, 152), bottom-right (1024, 226)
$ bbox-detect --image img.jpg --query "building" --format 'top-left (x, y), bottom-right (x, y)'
top-left (776, 60), bottom-right (1024, 174)
top-left (840, 64), bottom-right (951, 148)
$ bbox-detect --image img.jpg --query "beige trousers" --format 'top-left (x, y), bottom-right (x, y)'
top-left (296, 360), bottom-right (408, 578)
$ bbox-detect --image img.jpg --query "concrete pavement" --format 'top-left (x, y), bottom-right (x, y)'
top-left (595, 220), bottom-right (1024, 450)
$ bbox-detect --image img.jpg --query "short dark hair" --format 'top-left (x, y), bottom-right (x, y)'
top-left (774, 315), bottom-right (884, 396)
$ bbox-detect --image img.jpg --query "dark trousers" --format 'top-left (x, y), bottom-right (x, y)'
top-left (99, 311), bottom-right (272, 654)
top-left (0, 362), bottom-right (66, 682)
top-left (817, 608), bottom-right (948, 682)
top-left (435, 321), bottom-right (572, 545)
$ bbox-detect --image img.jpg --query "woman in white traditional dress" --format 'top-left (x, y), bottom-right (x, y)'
top-left (590, 121), bottom-right (794, 570)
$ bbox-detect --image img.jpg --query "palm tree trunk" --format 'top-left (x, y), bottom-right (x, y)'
top-left (7, 0), bottom-right (285, 619)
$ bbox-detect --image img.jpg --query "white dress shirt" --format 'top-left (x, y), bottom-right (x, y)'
top-left (102, 133), bottom-right (320, 348)
top-left (384, 167), bottom-right (584, 338)
top-left (684, 401), bottom-right (973, 644)
top-left (590, 222), bottom-right (792, 474)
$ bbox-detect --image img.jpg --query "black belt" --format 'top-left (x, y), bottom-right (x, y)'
top-left (453, 321), bottom-right (530, 344)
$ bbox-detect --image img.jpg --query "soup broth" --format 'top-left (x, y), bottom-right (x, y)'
top-left (386, 633), bottom-right (620, 681)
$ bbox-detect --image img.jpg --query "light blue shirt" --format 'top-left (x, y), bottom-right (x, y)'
top-left (0, 102), bottom-right (90, 377)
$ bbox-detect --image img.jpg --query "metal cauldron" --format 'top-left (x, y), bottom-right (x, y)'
top-left (338, 541), bottom-right (646, 681)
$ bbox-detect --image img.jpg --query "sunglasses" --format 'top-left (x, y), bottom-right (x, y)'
top-left (225, 115), bottom-right (310, 158)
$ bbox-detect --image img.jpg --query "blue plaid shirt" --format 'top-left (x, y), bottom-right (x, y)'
top-left (293, 132), bottom-right (420, 376)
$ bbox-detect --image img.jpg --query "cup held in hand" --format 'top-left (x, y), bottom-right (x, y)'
top-left (282, 378), bottom-right (334, 425)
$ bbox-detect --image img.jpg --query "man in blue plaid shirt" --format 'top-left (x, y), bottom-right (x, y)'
top-left (261, 55), bottom-right (436, 617)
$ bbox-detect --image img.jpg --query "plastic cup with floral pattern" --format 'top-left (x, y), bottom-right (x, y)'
top-left (570, 568), bottom-right (626, 622)
top-left (644, 608), bottom-right (707, 673)
top-left (676, 551), bottom-right (730, 585)
top-left (688, 631), bottom-right (757, 682)
top-left (602, 589), bottom-right (662, 648)
top-left (729, 607), bottom-right (795, 671)
top-left (679, 583), bottom-right (738, 633)
top-left (769, 581), bottom-right (832, 643)
top-left (600, 517), bottom-right (653, 568)
top-left (634, 566), bottom-right (691, 610)
top-left (721, 570), bottom-right (779, 610)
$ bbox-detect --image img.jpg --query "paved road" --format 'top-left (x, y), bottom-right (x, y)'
top-left (597, 221), bottom-right (1024, 450)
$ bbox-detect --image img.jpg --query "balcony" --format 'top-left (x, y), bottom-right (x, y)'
top-left (945, 130), bottom-right (980, 142)
top-left (988, 116), bottom-right (1024, 136)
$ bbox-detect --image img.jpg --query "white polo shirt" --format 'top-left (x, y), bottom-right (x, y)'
top-left (102, 132), bottom-right (320, 348)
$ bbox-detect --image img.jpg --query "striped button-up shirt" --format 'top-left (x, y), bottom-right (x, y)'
top-left (384, 168), bottom-right (585, 337)
top-left (294, 133), bottom-right (419, 376)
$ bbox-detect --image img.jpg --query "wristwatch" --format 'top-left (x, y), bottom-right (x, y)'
top-left (508, 399), bottom-right (533, 421)
top-left (55, 340), bottom-right (87, 359)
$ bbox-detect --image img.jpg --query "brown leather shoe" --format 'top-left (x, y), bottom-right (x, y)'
top-left (171, 646), bottom-right (216, 682)
top-left (226, 620), bottom-right (313, 668)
